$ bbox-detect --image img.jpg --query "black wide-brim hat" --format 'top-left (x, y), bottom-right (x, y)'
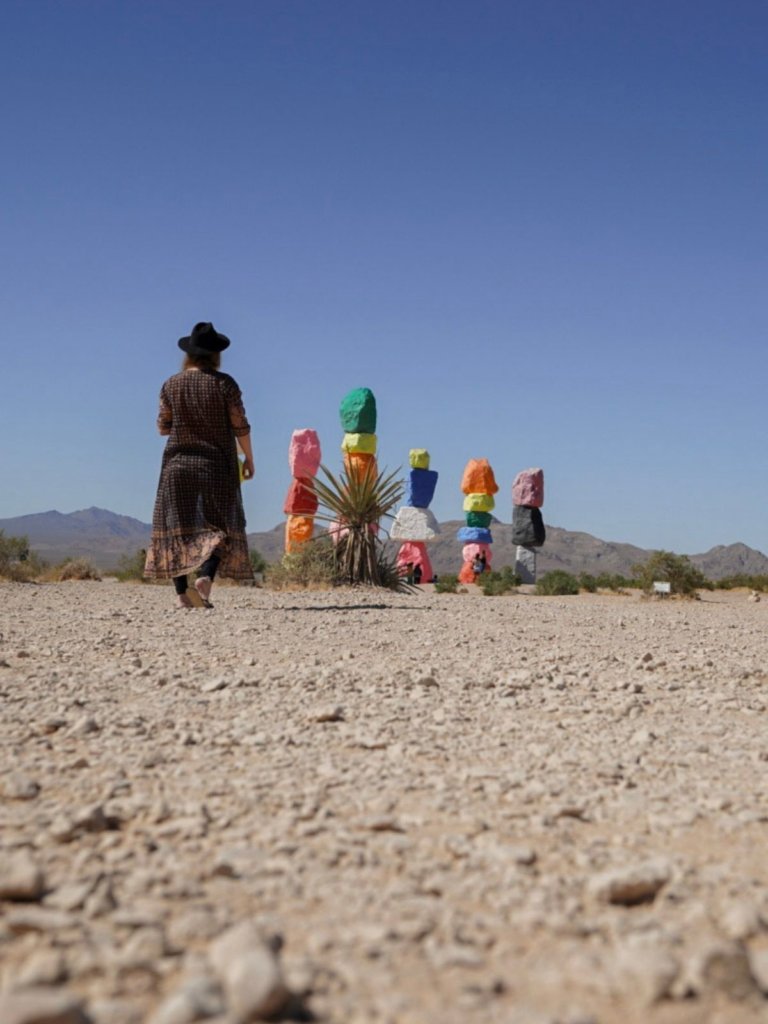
top-left (178, 321), bottom-right (231, 355)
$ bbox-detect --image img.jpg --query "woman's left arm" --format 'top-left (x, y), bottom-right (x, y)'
top-left (157, 385), bottom-right (172, 435)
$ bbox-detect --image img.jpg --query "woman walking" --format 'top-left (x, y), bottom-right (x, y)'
top-left (144, 322), bottom-right (255, 607)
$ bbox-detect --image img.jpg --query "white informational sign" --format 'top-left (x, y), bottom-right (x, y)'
top-left (653, 581), bottom-right (671, 595)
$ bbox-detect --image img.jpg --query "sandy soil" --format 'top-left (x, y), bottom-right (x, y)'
top-left (2, 580), bottom-right (768, 1024)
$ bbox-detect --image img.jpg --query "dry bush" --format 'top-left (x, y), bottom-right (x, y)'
top-left (265, 537), bottom-right (338, 590)
top-left (0, 531), bottom-right (47, 582)
top-left (52, 558), bottom-right (102, 582)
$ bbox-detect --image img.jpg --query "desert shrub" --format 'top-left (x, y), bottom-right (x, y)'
top-left (481, 566), bottom-right (521, 596)
top-left (434, 574), bottom-right (459, 594)
top-left (578, 573), bottom-right (598, 593)
top-left (595, 572), bottom-right (636, 591)
top-left (716, 574), bottom-right (768, 592)
top-left (0, 531), bottom-right (46, 581)
top-left (115, 548), bottom-right (148, 581)
top-left (265, 537), bottom-right (339, 590)
top-left (535, 570), bottom-right (580, 596)
top-left (631, 550), bottom-right (711, 598)
top-left (55, 558), bottom-right (102, 582)
top-left (249, 548), bottom-right (267, 574)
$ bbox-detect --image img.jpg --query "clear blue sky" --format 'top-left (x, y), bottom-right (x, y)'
top-left (2, 1), bottom-right (766, 553)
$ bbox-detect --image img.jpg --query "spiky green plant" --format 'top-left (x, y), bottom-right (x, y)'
top-left (312, 463), bottom-right (407, 589)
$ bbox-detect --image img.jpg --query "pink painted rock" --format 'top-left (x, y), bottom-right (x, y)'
top-left (288, 429), bottom-right (321, 478)
top-left (513, 467), bottom-right (544, 508)
top-left (462, 542), bottom-right (493, 563)
top-left (397, 542), bottom-right (433, 582)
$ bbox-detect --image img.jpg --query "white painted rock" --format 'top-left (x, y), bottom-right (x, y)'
top-left (390, 506), bottom-right (440, 542)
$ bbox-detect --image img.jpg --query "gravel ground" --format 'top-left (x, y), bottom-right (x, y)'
top-left (2, 580), bottom-right (768, 1024)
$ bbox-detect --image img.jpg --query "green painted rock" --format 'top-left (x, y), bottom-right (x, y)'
top-left (466, 511), bottom-right (492, 528)
top-left (340, 388), bottom-right (377, 434)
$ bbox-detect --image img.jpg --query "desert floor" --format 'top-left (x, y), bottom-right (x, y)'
top-left (2, 580), bottom-right (768, 1024)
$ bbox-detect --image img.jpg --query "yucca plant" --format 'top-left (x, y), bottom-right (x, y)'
top-left (312, 463), bottom-right (407, 589)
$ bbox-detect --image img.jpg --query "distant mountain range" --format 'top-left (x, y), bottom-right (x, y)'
top-left (2, 506), bottom-right (768, 581)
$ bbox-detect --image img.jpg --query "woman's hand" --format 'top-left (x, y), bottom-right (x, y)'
top-left (242, 456), bottom-right (255, 480)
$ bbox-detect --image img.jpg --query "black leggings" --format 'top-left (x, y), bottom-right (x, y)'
top-left (173, 554), bottom-right (221, 595)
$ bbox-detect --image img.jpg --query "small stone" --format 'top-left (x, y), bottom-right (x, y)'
top-left (146, 975), bottom-right (225, 1024)
top-left (15, 948), bottom-right (68, 987)
top-left (692, 941), bottom-right (761, 1000)
top-left (312, 706), bottom-right (344, 723)
top-left (6, 907), bottom-right (79, 935)
top-left (208, 921), bottom-right (289, 1021)
top-left (4, 774), bottom-right (41, 800)
top-left (0, 987), bottom-right (91, 1024)
top-left (201, 678), bottom-right (229, 693)
top-left (614, 942), bottom-right (679, 1005)
top-left (588, 859), bottom-right (671, 905)
top-left (716, 899), bottom-right (762, 941)
top-left (748, 947), bottom-right (768, 994)
top-left (509, 845), bottom-right (538, 866)
top-left (119, 926), bottom-right (167, 968)
top-left (73, 715), bottom-right (100, 736)
top-left (0, 854), bottom-right (45, 901)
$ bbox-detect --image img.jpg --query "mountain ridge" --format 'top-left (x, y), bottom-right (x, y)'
top-left (2, 506), bottom-right (767, 580)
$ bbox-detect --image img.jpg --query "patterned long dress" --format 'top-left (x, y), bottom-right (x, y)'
top-left (144, 369), bottom-right (254, 580)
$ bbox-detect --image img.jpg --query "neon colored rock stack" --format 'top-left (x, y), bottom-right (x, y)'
top-left (511, 467), bottom-right (545, 582)
top-left (391, 448), bottom-right (440, 583)
top-left (283, 429), bottom-right (321, 553)
top-left (340, 387), bottom-right (378, 485)
top-left (457, 458), bottom-right (498, 584)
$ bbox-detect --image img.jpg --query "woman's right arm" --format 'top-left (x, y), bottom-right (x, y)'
top-left (238, 433), bottom-right (255, 480)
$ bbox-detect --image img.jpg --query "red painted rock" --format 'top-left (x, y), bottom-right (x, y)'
top-left (283, 478), bottom-right (318, 516)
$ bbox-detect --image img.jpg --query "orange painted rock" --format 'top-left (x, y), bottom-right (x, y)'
top-left (344, 451), bottom-right (377, 484)
top-left (461, 458), bottom-right (499, 495)
top-left (458, 561), bottom-right (477, 584)
top-left (283, 478), bottom-right (318, 516)
top-left (285, 515), bottom-right (314, 552)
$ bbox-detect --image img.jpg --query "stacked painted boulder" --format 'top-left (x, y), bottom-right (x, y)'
top-left (283, 429), bottom-right (321, 553)
top-left (327, 387), bottom-right (379, 544)
top-left (340, 387), bottom-right (378, 485)
top-left (458, 458), bottom-right (498, 584)
top-left (391, 448), bottom-right (440, 582)
top-left (511, 467), bottom-right (545, 582)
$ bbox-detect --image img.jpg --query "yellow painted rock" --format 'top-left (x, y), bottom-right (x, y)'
top-left (341, 432), bottom-right (377, 455)
top-left (463, 492), bottom-right (495, 513)
top-left (409, 449), bottom-right (430, 469)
